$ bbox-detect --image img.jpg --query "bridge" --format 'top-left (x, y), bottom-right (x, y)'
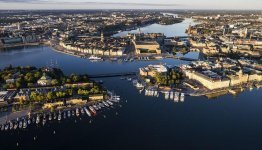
top-left (88, 72), bottom-right (137, 78)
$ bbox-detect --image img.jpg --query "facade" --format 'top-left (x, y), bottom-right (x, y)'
top-left (37, 74), bottom-right (52, 86)
top-left (133, 41), bottom-right (161, 54)
top-left (184, 70), bottom-right (230, 90)
top-left (139, 65), bottom-right (168, 78)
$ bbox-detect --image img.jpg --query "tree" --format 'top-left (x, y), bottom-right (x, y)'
top-left (47, 92), bottom-right (54, 100)
top-left (15, 80), bottom-right (21, 89)
top-left (51, 79), bottom-right (59, 86)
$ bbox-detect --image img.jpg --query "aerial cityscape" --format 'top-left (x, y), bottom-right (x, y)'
top-left (0, 0), bottom-right (261, 149)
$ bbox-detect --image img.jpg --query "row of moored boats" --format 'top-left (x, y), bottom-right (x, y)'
top-left (0, 98), bottom-right (120, 132)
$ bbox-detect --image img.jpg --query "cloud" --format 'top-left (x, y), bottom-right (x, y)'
top-left (0, 0), bottom-right (179, 6)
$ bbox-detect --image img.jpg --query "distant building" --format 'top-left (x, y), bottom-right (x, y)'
top-left (133, 41), bottom-right (161, 54)
top-left (37, 73), bottom-right (52, 86)
top-left (139, 64), bottom-right (168, 78)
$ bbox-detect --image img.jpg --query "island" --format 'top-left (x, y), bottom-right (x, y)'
top-left (0, 65), bottom-right (120, 128)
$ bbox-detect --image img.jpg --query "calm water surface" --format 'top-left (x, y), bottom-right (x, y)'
top-left (0, 18), bottom-right (262, 149)
top-left (0, 46), bottom-right (261, 150)
top-left (113, 18), bottom-right (197, 37)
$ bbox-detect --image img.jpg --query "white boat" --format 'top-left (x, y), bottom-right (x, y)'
top-left (81, 108), bottom-right (85, 114)
top-left (27, 118), bottom-right (31, 125)
top-left (106, 100), bottom-right (113, 106)
top-left (36, 115), bottom-right (40, 124)
top-left (53, 113), bottom-right (57, 119)
top-left (145, 89), bottom-right (148, 96)
top-left (67, 111), bottom-right (71, 117)
top-left (93, 105), bottom-right (99, 111)
top-left (89, 106), bottom-right (97, 115)
top-left (103, 101), bottom-right (110, 107)
top-left (5, 124), bottom-right (9, 131)
top-left (164, 92), bottom-right (170, 100)
top-left (23, 119), bottom-right (27, 129)
top-left (76, 108), bottom-right (80, 117)
top-left (180, 93), bottom-right (185, 102)
top-left (1, 125), bottom-right (4, 131)
top-left (48, 113), bottom-right (52, 121)
top-left (170, 92), bottom-right (174, 100)
top-left (42, 114), bottom-right (46, 126)
top-left (9, 121), bottom-right (13, 130)
top-left (88, 55), bottom-right (103, 61)
top-left (58, 112), bottom-right (62, 121)
top-left (84, 107), bottom-right (92, 117)
top-left (14, 122), bottom-right (18, 130)
top-left (174, 92), bottom-right (179, 102)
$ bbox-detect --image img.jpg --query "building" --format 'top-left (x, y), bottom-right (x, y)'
top-left (139, 64), bottom-right (168, 78)
top-left (133, 41), bottom-right (161, 54)
top-left (37, 73), bottom-right (52, 86)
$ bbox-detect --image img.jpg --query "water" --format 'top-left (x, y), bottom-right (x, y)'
top-left (113, 18), bottom-right (197, 38)
top-left (0, 46), bottom-right (189, 75)
top-left (0, 25), bottom-right (262, 149)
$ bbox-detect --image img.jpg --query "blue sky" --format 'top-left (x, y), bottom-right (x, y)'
top-left (0, 0), bottom-right (261, 10)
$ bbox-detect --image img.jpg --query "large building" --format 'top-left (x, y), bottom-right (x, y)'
top-left (133, 41), bottom-right (161, 54)
top-left (139, 64), bottom-right (168, 78)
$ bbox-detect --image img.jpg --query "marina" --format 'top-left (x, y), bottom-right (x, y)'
top-left (0, 95), bottom-right (121, 132)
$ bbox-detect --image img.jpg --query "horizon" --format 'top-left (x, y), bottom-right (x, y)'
top-left (0, 0), bottom-right (262, 10)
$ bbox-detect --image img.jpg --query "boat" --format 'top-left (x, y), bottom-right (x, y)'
top-left (80, 108), bottom-right (85, 114)
top-left (93, 105), bottom-right (99, 111)
top-left (71, 110), bottom-right (75, 117)
top-left (154, 91), bottom-right (158, 97)
top-left (19, 120), bottom-right (23, 128)
top-left (67, 110), bottom-right (71, 118)
top-left (63, 112), bottom-right (67, 119)
top-left (9, 121), bottom-right (13, 130)
top-left (110, 57), bottom-right (118, 61)
top-left (99, 102), bottom-right (105, 107)
top-left (136, 82), bottom-right (144, 89)
top-left (23, 119), bottom-right (27, 129)
top-left (88, 55), bottom-right (103, 61)
top-left (76, 108), bottom-right (80, 117)
top-left (13, 122), bottom-right (18, 130)
top-left (27, 118), bottom-right (31, 125)
top-left (127, 78), bottom-right (132, 81)
top-left (1, 124), bottom-right (4, 131)
top-left (53, 113), bottom-right (57, 120)
top-left (170, 91), bottom-right (174, 100)
top-left (58, 111), bottom-right (61, 121)
top-left (180, 93), bottom-right (185, 102)
top-left (103, 101), bottom-right (110, 107)
top-left (164, 92), bottom-right (170, 100)
top-left (96, 104), bottom-right (101, 110)
top-left (49, 113), bottom-right (52, 121)
top-left (42, 114), bottom-right (46, 126)
top-left (32, 117), bottom-right (36, 124)
top-left (89, 106), bottom-right (97, 115)
top-left (36, 114), bottom-right (40, 124)
top-left (84, 107), bottom-right (92, 117)
top-left (174, 92), bottom-right (179, 102)
top-left (5, 124), bottom-right (9, 131)
top-left (106, 100), bottom-right (113, 106)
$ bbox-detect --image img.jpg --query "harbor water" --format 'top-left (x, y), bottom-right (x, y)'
top-left (0, 18), bottom-right (262, 149)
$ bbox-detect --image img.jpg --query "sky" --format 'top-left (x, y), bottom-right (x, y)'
top-left (0, 0), bottom-right (261, 10)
